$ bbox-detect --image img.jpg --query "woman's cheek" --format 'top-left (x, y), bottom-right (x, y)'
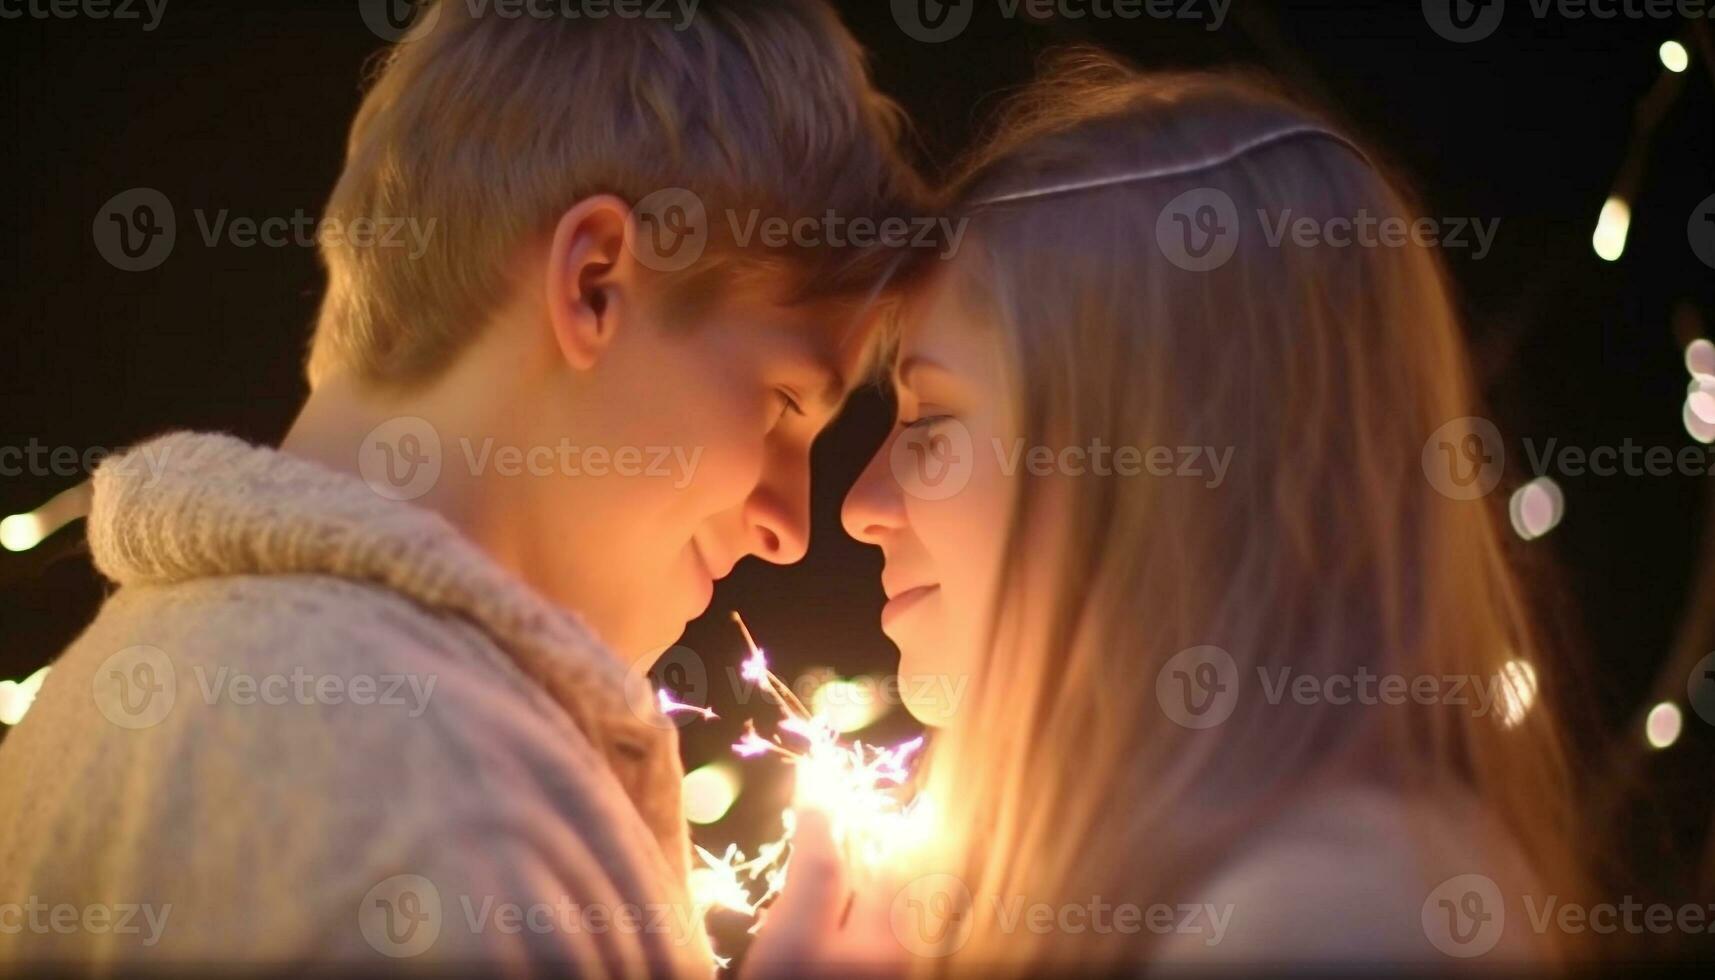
top-left (913, 456), bottom-right (1012, 660)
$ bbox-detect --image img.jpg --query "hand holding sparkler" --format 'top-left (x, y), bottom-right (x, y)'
top-left (685, 613), bottom-right (934, 969)
top-left (740, 803), bottom-right (910, 979)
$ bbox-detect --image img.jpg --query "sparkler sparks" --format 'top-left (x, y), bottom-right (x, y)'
top-left (659, 688), bottom-right (718, 721)
top-left (686, 613), bottom-right (934, 952)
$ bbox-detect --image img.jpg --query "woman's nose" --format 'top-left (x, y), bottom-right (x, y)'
top-left (842, 428), bottom-right (908, 546)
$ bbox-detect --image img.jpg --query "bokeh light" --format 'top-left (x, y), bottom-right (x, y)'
top-left (682, 762), bottom-right (741, 825)
top-left (1645, 702), bottom-right (1683, 749)
top-left (1659, 40), bottom-right (1690, 74)
top-left (0, 513), bottom-right (45, 553)
top-left (1496, 659), bottom-right (1539, 729)
top-left (808, 675), bottom-right (890, 734)
top-left (1509, 477), bottom-right (1565, 541)
top-left (1592, 196), bottom-right (1631, 261)
top-left (0, 666), bottom-right (51, 726)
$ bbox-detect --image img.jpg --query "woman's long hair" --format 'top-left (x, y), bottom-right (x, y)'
top-left (897, 52), bottom-right (1590, 973)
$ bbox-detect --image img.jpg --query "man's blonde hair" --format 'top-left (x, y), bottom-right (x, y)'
top-left (308, 0), bottom-right (923, 387)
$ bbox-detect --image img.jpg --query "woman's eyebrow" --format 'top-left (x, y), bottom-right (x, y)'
top-left (894, 354), bottom-right (955, 390)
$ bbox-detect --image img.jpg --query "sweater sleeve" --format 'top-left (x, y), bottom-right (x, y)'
top-left (0, 575), bottom-right (713, 978)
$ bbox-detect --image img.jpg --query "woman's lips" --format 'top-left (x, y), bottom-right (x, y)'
top-left (881, 583), bottom-right (939, 631)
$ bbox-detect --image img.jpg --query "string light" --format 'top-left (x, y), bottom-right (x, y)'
top-left (1645, 702), bottom-right (1683, 749)
top-left (1682, 340), bottom-right (1715, 442)
top-left (1659, 40), bottom-right (1690, 74)
top-left (1508, 477), bottom-right (1565, 541)
top-left (1689, 379), bottom-right (1715, 426)
top-left (0, 482), bottom-right (92, 553)
top-left (1685, 338), bottom-right (1715, 377)
top-left (1592, 197), bottom-right (1632, 262)
top-left (1683, 400), bottom-right (1715, 443)
top-left (0, 666), bottom-right (51, 726)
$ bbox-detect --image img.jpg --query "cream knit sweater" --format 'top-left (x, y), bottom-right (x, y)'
top-left (0, 431), bottom-right (714, 976)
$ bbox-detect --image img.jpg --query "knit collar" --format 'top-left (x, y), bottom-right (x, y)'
top-left (87, 430), bottom-right (692, 885)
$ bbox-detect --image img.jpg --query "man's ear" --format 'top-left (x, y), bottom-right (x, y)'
top-left (545, 194), bottom-right (639, 371)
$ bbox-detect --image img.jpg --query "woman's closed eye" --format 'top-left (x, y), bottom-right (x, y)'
top-left (900, 414), bottom-right (954, 432)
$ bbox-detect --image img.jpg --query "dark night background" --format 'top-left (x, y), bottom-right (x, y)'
top-left (2, 0), bottom-right (1714, 966)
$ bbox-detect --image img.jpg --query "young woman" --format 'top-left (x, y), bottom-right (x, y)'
top-left (754, 52), bottom-right (1590, 976)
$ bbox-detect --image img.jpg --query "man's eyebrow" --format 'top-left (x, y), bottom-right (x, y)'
top-left (811, 360), bottom-right (847, 414)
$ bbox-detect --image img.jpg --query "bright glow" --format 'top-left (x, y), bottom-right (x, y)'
top-left (1593, 197), bottom-right (1631, 262)
top-left (1645, 702), bottom-right (1683, 749)
top-left (1496, 660), bottom-right (1539, 729)
top-left (1660, 40), bottom-right (1690, 73)
top-left (0, 666), bottom-right (51, 726)
top-left (1685, 338), bottom-right (1715, 377)
top-left (1684, 399), bottom-right (1715, 443)
top-left (687, 613), bottom-right (931, 952)
top-left (682, 762), bottom-right (741, 825)
top-left (0, 513), bottom-right (45, 553)
top-left (1508, 477), bottom-right (1565, 541)
top-left (808, 677), bottom-right (889, 734)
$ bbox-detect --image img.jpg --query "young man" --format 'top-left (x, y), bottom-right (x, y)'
top-left (0, 1), bottom-right (921, 973)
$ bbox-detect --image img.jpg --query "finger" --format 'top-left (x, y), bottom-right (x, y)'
top-left (769, 806), bottom-right (847, 935)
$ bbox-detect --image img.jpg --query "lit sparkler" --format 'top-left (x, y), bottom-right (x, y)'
top-left (686, 613), bottom-right (933, 953)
